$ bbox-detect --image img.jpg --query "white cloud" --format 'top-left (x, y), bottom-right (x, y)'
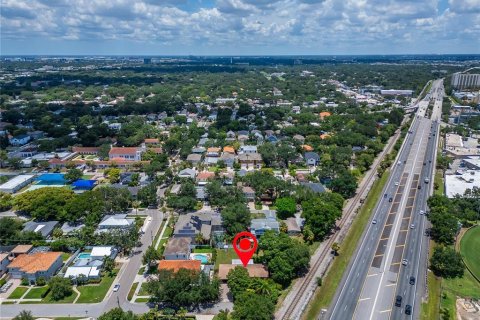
top-left (0, 0), bottom-right (478, 54)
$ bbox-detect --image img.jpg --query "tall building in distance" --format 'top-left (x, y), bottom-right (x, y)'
top-left (451, 72), bottom-right (480, 89)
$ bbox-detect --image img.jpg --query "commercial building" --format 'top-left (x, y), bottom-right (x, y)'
top-left (451, 72), bottom-right (480, 90)
top-left (0, 174), bottom-right (35, 193)
top-left (380, 89), bottom-right (413, 96)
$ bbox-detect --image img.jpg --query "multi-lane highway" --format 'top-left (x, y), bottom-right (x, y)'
top-left (328, 80), bottom-right (444, 320)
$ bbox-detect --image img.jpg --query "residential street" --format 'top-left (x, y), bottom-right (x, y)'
top-left (0, 208), bottom-right (163, 318)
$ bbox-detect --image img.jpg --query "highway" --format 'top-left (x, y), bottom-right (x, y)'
top-left (328, 79), bottom-right (444, 320)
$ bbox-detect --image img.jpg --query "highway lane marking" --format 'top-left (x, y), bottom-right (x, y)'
top-left (367, 119), bottom-right (428, 320)
top-left (379, 309), bottom-right (392, 313)
top-left (374, 254), bottom-right (384, 257)
top-left (395, 244), bottom-right (405, 248)
top-left (385, 283), bottom-right (396, 287)
top-left (359, 298), bottom-right (371, 301)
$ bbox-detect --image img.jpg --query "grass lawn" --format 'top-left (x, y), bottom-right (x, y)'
top-left (128, 282), bottom-right (138, 301)
top-left (76, 269), bottom-right (119, 303)
top-left (459, 226), bottom-right (480, 280)
top-left (42, 290), bottom-right (78, 303)
top-left (434, 170), bottom-right (444, 195)
top-left (157, 225), bottom-right (173, 255)
top-left (24, 286), bottom-right (49, 299)
top-left (193, 248), bottom-right (213, 253)
top-left (138, 282), bottom-right (149, 296)
top-left (62, 253), bottom-right (72, 262)
top-left (138, 266), bottom-right (145, 275)
top-left (153, 219), bottom-right (167, 247)
top-left (421, 271), bottom-right (441, 320)
top-left (215, 248), bottom-right (237, 271)
top-left (135, 297), bottom-right (150, 303)
top-left (302, 170), bottom-right (390, 320)
top-left (439, 288), bottom-right (457, 320)
top-left (443, 270), bottom-right (480, 300)
top-left (8, 286), bottom-right (29, 299)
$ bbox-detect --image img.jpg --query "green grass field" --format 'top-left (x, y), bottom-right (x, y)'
top-left (24, 286), bottom-right (49, 299)
top-left (76, 269), bottom-right (119, 303)
top-left (421, 271), bottom-right (441, 320)
top-left (8, 286), bottom-right (28, 299)
top-left (128, 282), bottom-right (138, 301)
top-left (460, 226), bottom-right (480, 280)
top-left (302, 171), bottom-right (390, 319)
top-left (215, 248), bottom-right (237, 271)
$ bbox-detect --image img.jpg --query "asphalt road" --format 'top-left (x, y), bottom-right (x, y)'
top-left (328, 80), bottom-right (443, 320)
top-left (0, 208), bottom-right (163, 318)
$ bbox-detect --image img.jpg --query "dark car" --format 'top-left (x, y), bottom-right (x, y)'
top-left (384, 193), bottom-right (388, 198)
top-left (405, 304), bottom-right (412, 315)
top-left (418, 185), bottom-right (422, 189)
top-left (409, 276), bottom-right (416, 285)
top-left (395, 295), bottom-right (402, 307)
top-left (389, 197), bottom-right (393, 202)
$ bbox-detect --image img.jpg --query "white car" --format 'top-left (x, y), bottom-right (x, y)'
top-left (402, 259), bottom-right (408, 266)
top-left (419, 210), bottom-right (425, 215)
top-left (113, 284), bottom-right (120, 292)
top-left (372, 219), bottom-right (377, 225)
top-left (395, 182), bottom-right (399, 186)
top-left (410, 224), bottom-right (415, 229)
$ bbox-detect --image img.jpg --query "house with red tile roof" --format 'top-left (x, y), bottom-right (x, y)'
top-left (158, 260), bottom-right (201, 273)
top-left (109, 147), bottom-right (142, 161)
top-left (196, 172), bottom-right (215, 185)
top-left (144, 138), bottom-right (160, 144)
top-left (8, 252), bottom-right (63, 284)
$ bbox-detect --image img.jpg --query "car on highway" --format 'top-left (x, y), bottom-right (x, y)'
top-left (419, 210), bottom-right (425, 215)
top-left (384, 193), bottom-right (388, 198)
top-left (398, 161), bottom-right (402, 165)
top-left (402, 259), bottom-right (408, 266)
top-left (418, 185), bottom-right (422, 189)
top-left (410, 224), bottom-right (415, 229)
top-left (395, 181), bottom-right (399, 186)
top-left (409, 276), bottom-right (416, 285)
top-left (395, 295), bottom-right (402, 307)
top-left (405, 304), bottom-right (412, 315)
top-left (372, 219), bottom-right (377, 224)
top-left (389, 197), bottom-right (393, 202)
top-left (113, 284), bottom-right (120, 292)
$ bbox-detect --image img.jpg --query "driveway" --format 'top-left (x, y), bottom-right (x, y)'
top-left (0, 208), bottom-right (163, 318)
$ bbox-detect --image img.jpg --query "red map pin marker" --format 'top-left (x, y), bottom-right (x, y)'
top-left (233, 231), bottom-right (258, 267)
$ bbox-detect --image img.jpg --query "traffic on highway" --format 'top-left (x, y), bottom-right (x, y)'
top-left (328, 80), bottom-right (444, 320)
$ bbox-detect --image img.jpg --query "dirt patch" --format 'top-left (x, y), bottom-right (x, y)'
top-left (456, 298), bottom-right (480, 320)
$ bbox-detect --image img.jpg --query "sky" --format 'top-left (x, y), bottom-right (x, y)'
top-left (1, 0), bottom-right (479, 56)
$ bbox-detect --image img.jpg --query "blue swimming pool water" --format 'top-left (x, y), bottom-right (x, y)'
top-left (193, 254), bottom-right (208, 264)
top-left (77, 252), bottom-right (91, 259)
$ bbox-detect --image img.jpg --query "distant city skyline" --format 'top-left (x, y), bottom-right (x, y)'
top-left (1, 0), bottom-right (479, 56)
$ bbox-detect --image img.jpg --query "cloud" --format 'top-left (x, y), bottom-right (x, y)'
top-left (0, 0), bottom-right (478, 54)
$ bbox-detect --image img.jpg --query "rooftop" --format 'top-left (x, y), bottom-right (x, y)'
top-left (9, 252), bottom-right (61, 274)
top-left (158, 260), bottom-right (201, 273)
top-left (218, 264), bottom-right (269, 280)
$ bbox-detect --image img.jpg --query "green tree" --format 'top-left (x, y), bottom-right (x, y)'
top-left (0, 192), bottom-right (14, 211)
top-left (142, 245), bottom-right (161, 266)
top-left (13, 310), bottom-right (34, 320)
top-left (226, 266), bottom-right (251, 300)
top-left (48, 277), bottom-right (73, 301)
top-left (275, 197), bottom-right (296, 219)
top-left (329, 171), bottom-right (358, 199)
top-left (105, 168), bottom-right (121, 184)
top-left (98, 308), bottom-right (138, 320)
top-left (65, 168), bottom-right (82, 183)
top-left (302, 198), bottom-right (342, 240)
top-left (8, 157), bottom-right (22, 170)
top-left (430, 246), bottom-right (464, 278)
top-left (221, 202), bottom-right (251, 235)
top-left (14, 187), bottom-right (75, 221)
top-left (428, 207), bottom-right (459, 245)
top-left (103, 256), bottom-right (116, 276)
top-left (146, 268), bottom-right (220, 309)
top-left (231, 292), bottom-right (275, 320)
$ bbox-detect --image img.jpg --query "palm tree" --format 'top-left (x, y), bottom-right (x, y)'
top-left (195, 233), bottom-right (204, 245)
top-left (252, 278), bottom-right (272, 295)
top-left (132, 200), bottom-right (141, 215)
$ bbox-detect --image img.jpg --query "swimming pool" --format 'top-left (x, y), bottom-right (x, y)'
top-left (77, 252), bottom-right (91, 260)
top-left (193, 254), bottom-right (209, 264)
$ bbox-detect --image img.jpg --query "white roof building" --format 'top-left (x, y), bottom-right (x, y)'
top-left (64, 266), bottom-right (100, 279)
top-left (90, 246), bottom-right (116, 259)
top-left (445, 171), bottom-right (480, 198)
top-left (0, 174), bottom-right (35, 193)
